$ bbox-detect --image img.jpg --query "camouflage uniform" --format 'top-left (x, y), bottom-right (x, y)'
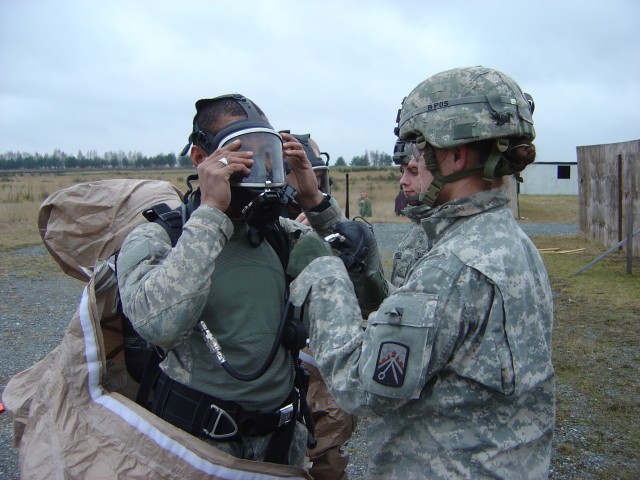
top-left (290, 189), bottom-right (555, 479)
top-left (117, 199), bottom-right (341, 466)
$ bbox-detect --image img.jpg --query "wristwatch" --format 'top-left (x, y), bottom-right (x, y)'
top-left (305, 193), bottom-right (331, 213)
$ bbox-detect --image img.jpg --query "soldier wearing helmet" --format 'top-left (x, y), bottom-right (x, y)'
top-left (396, 65), bottom-right (537, 208)
top-left (287, 67), bottom-right (555, 478)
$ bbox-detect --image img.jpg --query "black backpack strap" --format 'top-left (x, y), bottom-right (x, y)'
top-left (134, 343), bottom-right (164, 407)
top-left (119, 288), bottom-right (166, 408)
top-left (142, 203), bottom-right (185, 247)
top-left (262, 220), bottom-right (292, 277)
top-left (125, 203), bottom-right (186, 407)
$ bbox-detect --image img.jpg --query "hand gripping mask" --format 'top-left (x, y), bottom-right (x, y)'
top-left (291, 133), bottom-right (331, 194)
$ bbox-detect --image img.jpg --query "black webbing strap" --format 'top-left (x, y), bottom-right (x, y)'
top-left (264, 388), bottom-right (299, 465)
top-left (134, 348), bottom-right (163, 407)
top-left (152, 371), bottom-right (298, 462)
top-left (129, 203), bottom-right (185, 407)
top-left (142, 203), bottom-right (185, 247)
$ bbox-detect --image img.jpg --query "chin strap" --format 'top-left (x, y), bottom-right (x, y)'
top-left (418, 137), bottom-right (524, 207)
top-left (417, 140), bottom-right (483, 207)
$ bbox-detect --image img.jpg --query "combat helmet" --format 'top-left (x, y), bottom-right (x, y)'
top-left (395, 66), bottom-right (536, 206)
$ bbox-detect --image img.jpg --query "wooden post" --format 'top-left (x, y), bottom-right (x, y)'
top-left (618, 154), bottom-right (623, 248)
top-left (627, 210), bottom-right (634, 274)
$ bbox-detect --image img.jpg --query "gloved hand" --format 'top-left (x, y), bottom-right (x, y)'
top-left (328, 221), bottom-right (374, 273)
top-left (287, 232), bottom-right (333, 280)
top-left (329, 221), bottom-right (388, 315)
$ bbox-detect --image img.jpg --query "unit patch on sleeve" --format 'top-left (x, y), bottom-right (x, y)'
top-left (373, 342), bottom-right (409, 387)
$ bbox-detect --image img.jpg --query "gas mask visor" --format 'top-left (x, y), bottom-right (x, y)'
top-left (218, 128), bottom-right (286, 188)
top-left (312, 166), bottom-right (331, 194)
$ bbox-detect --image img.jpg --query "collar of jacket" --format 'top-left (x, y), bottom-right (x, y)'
top-left (413, 188), bottom-right (511, 243)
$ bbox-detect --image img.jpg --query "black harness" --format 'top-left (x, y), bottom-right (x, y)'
top-left (119, 194), bottom-right (315, 464)
top-left (152, 371), bottom-right (299, 465)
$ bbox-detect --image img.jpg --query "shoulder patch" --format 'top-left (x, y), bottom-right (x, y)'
top-left (373, 341), bottom-right (409, 387)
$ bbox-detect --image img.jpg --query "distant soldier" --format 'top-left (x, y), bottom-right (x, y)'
top-left (358, 191), bottom-right (372, 217)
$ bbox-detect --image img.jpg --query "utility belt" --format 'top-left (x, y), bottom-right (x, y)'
top-left (152, 370), bottom-right (298, 441)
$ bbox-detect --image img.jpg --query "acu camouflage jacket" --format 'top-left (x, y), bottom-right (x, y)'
top-left (290, 188), bottom-right (555, 479)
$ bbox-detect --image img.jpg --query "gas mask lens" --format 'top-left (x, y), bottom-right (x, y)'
top-left (313, 167), bottom-right (330, 194)
top-left (219, 128), bottom-right (286, 187)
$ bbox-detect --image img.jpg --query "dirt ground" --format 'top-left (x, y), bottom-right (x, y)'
top-left (546, 283), bottom-right (640, 479)
top-left (1, 232), bottom-right (639, 479)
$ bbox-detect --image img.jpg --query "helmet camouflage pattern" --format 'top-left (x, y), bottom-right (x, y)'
top-left (397, 66), bottom-right (535, 148)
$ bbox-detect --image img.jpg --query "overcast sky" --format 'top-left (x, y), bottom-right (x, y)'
top-left (1, 0), bottom-right (638, 164)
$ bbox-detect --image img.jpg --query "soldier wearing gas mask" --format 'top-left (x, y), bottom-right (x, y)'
top-left (280, 133), bottom-right (331, 224)
top-left (286, 67), bottom-right (555, 478)
top-left (117, 94), bottom-right (344, 467)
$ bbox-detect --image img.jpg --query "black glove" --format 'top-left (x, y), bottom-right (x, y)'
top-left (328, 221), bottom-right (375, 273)
top-left (328, 221), bottom-right (388, 316)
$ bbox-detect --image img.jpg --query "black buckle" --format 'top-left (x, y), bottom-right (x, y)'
top-left (202, 403), bottom-right (238, 439)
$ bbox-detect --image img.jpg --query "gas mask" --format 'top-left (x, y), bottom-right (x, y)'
top-left (280, 132), bottom-right (331, 220)
top-left (181, 94), bottom-right (290, 230)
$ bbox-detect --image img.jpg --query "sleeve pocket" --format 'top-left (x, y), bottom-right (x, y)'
top-left (360, 292), bottom-right (438, 400)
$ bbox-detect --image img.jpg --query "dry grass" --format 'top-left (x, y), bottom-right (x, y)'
top-left (329, 168), bottom-right (405, 222)
top-left (0, 168), bottom-right (408, 250)
top-left (0, 169), bottom-right (581, 251)
top-left (0, 170), bottom-right (193, 250)
top-left (518, 195), bottom-right (579, 224)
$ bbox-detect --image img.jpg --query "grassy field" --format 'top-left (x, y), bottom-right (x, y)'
top-left (0, 168), bottom-right (409, 249)
top-left (0, 170), bottom-right (194, 250)
top-left (1, 169), bottom-right (638, 476)
top-left (0, 168), bottom-right (580, 250)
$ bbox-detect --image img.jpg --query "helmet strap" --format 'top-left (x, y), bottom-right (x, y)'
top-left (420, 144), bottom-right (483, 207)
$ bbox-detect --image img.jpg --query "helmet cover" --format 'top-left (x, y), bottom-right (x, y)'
top-left (397, 66), bottom-right (535, 148)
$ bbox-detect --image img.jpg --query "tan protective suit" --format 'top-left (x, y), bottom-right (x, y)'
top-left (2, 179), bottom-right (312, 480)
top-left (300, 349), bottom-right (357, 480)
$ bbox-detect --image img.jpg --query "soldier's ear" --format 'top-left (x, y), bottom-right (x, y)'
top-left (191, 145), bottom-right (208, 166)
top-left (450, 146), bottom-right (471, 172)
